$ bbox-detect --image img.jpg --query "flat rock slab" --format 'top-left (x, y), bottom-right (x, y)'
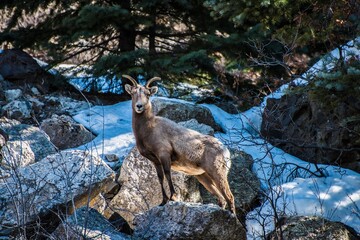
top-left (133, 201), bottom-right (246, 240)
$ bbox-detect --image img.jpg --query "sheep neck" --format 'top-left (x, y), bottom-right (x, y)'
top-left (132, 103), bottom-right (155, 140)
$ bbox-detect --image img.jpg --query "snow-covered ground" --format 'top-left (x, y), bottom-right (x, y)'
top-left (72, 37), bottom-right (360, 238)
top-left (206, 104), bottom-right (360, 238)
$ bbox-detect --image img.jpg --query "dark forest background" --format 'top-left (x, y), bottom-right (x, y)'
top-left (0, 0), bottom-right (358, 109)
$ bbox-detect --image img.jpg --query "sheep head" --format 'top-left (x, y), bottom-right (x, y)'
top-left (123, 75), bottom-right (160, 114)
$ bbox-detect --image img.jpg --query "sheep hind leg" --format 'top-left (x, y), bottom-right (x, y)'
top-left (211, 173), bottom-right (236, 215)
top-left (153, 163), bottom-right (169, 206)
top-left (195, 173), bottom-right (227, 208)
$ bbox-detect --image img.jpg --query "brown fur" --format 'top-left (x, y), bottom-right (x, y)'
top-left (124, 75), bottom-right (236, 214)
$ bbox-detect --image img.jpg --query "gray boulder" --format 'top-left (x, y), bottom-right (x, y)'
top-left (0, 49), bottom-right (48, 81)
top-left (52, 207), bottom-right (130, 240)
top-left (1, 140), bottom-right (35, 169)
top-left (2, 100), bottom-right (32, 120)
top-left (267, 215), bottom-right (359, 240)
top-left (44, 95), bottom-right (91, 116)
top-left (108, 147), bottom-right (201, 228)
top-left (4, 89), bottom-right (22, 102)
top-left (31, 87), bottom-right (41, 95)
top-left (152, 98), bottom-right (222, 131)
top-left (133, 201), bottom-right (246, 240)
top-left (178, 119), bottom-right (214, 136)
top-left (40, 114), bottom-right (95, 150)
top-left (0, 49), bottom-right (75, 93)
top-left (0, 150), bottom-right (115, 236)
top-left (0, 117), bottom-right (56, 162)
top-left (261, 93), bottom-right (360, 173)
top-left (229, 150), bottom-right (260, 211)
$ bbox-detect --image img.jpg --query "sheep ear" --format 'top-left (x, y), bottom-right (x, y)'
top-left (125, 84), bottom-right (132, 95)
top-left (150, 86), bottom-right (158, 95)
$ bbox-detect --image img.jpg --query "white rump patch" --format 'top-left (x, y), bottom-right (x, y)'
top-left (222, 145), bottom-right (231, 173)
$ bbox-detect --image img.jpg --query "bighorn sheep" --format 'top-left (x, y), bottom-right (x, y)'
top-left (123, 75), bottom-right (236, 214)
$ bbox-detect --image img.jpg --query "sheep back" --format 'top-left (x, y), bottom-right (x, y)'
top-left (151, 116), bottom-right (231, 175)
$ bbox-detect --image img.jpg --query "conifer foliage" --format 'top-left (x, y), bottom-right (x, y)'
top-left (0, 0), bottom-right (233, 82)
top-left (0, 0), bottom-right (358, 103)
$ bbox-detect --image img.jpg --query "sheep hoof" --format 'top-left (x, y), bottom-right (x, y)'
top-left (160, 199), bottom-right (168, 206)
top-left (218, 200), bottom-right (227, 209)
top-left (170, 193), bottom-right (178, 201)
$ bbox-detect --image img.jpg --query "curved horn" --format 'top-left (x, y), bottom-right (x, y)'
top-left (122, 75), bottom-right (138, 86)
top-left (145, 77), bottom-right (161, 89)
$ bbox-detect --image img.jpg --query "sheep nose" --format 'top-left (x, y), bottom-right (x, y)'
top-left (136, 104), bottom-right (143, 109)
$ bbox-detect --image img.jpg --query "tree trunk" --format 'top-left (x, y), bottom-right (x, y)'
top-left (118, 0), bottom-right (136, 52)
top-left (149, 12), bottom-right (156, 54)
top-left (119, 28), bottom-right (136, 52)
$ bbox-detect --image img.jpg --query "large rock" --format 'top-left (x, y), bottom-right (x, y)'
top-left (0, 150), bottom-right (115, 236)
top-left (0, 49), bottom-right (47, 81)
top-left (4, 89), bottom-right (22, 102)
top-left (40, 114), bottom-right (95, 150)
top-left (152, 98), bottom-right (222, 132)
top-left (2, 100), bottom-right (32, 120)
top-left (133, 201), bottom-right (246, 240)
top-left (43, 95), bottom-right (91, 116)
top-left (228, 150), bottom-right (260, 212)
top-left (0, 49), bottom-right (74, 93)
top-left (261, 93), bottom-right (360, 173)
top-left (1, 140), bottom-right (35, 169)
top-left (0, 83), bottom-right (90, 125)
top-left (0, 117), bottom-right (56, 162)
top-left (267, 215), bottom-right (359, 240)
top-left (178, 119), bottom-right (214, 136)
top-left (52, 207), bottom-right (130, 240)
top-left (108, 147), bottom-right (201, 228)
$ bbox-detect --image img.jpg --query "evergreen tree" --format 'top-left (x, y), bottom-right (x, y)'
top-left (204, 0), bottom-right (360, 52)
top-left (0, 0), bottom-right (358, 107)
top-left (0, 0), bottom-right (239, 91)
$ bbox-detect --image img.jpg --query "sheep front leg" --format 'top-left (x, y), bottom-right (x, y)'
top-left (153, 163), bottom-right (169, 206)
top-left (159, 154), bottom-right (177, 202)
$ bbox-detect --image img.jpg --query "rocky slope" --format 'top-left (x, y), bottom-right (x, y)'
top-left (1, 49), bottom-right (358, 239)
